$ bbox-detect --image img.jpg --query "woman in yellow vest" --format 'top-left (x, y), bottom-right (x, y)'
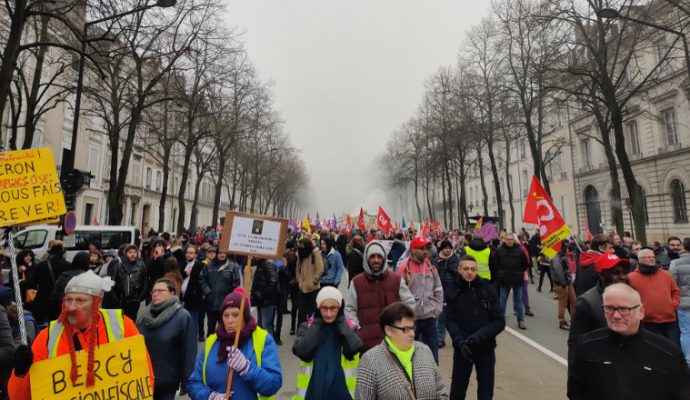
top-left (188, 291), bottom-right (282, 400)
top-left (292, 286), bottom-right (363, 399)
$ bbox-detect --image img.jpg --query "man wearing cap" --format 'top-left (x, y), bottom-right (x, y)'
top-left (628, 248), bottom-right (681, 345)
top-left (567, 253), bottom-right (629, 367)
top-left (397, 237), bottom-right (444, 362)
top-left (345, 240), bottom-right (415, 353)
top-left (568, 283), bottom-right (690, 400)
top-left (8, 271), bottom-right (153, 400)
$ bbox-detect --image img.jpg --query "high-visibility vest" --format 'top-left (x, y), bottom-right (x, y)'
top-left (203, 327), bottom-right (274, 400)
top-left (292, 353), bottom-right (358, 400)
top-left (47, 309), bottom-right (124, 358)
top-left (465, 246), bottom-right (491, 280)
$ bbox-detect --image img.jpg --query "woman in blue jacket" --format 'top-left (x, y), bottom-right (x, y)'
top-left (188, 291), bottom-right (282, 400)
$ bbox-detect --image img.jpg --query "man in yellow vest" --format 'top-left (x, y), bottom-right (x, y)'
top-left (463, 234), bottom-right (493, 281)
top-left (8, 270), bottom-right (153, 400)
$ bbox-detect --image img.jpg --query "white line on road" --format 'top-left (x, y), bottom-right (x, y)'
top-left (506, 326), bottom-right (568, 367)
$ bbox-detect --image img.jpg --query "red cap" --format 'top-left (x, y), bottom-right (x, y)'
top-left (594, 253), bottom-right (631, 272)
top-left (410, 237), bottom-right (432, 250)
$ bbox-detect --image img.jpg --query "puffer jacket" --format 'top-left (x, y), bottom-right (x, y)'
top-left (202, 259), bottom-right (241, 311)
top-left (251, 259), bottom-right (279, 307)
top-left (670, 252), bottom-right (690, 310)
top-left (296, 248), bottom-right (324, 294)
top-left (397, 257), bottom-right (444, 319)
top-left (115, 258), bottom-right (148, 306)
top-left (490, 244), bottom-right (528, 287)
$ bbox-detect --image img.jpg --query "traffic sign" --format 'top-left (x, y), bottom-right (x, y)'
top-left (64, 211), bottom-right (77, 235)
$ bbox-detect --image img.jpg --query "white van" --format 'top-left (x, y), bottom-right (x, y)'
top-left (12, 225), bottom-right (141, 262)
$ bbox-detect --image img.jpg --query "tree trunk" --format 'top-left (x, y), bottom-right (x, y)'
top-left (486, 140), bottom-right (504, 228)
top-left (22, 16), bottom-right (50, 149)
top-left (505, 141), bottom-right (516, 232)
top-left (592, 107), bottom-right (625, 235)
top-left (444, 158), bottom-right (453, 229)
top-left (477, 144), bottom-right (489, 216)
top-left (189, 171), bottom-right (203, 231)
top-left (211, 155), bottom-right (226, 225)
top-left (176, 146), bottom-right (194, 233)
top-left (414, 160), bottom-right (422, 222)
top-left (0, 0), bottom-right (28, 124)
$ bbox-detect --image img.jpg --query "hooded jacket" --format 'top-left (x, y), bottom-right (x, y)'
top-left (574, 250), bottom-right (603, 296)
top-left (296, 248), bottom-right (324, 294)
top-left (344, 241), bottom-right (415, 352)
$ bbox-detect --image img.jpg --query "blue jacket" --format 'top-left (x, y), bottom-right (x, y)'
top-left (187, 330), bottom-right (282, 400)
top-left (320, 250), bottom-right (344, 286)
top-left (136, 305), bottom-right (197, 393)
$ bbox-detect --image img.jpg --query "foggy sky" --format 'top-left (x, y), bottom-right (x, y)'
top-left (223, 1), bottom-right (488, 219)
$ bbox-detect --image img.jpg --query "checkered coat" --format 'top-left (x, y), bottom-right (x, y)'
top-left (355, 340), bottom-right (449, 399)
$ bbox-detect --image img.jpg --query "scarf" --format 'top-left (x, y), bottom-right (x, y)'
top-left (298, 247), bottom-right (312, 260)
top-left (138, 296), bottom-right (181, 329)
top-left (215, 314), bottom-right (257, 363)
top-left (305, 323), bottom-right (350, 400)
top-left (385, 336), bottom-right (415, 381)
top-left (638, 263), bottom-right (659, 275)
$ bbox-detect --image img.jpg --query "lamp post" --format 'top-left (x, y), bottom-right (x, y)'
top-left (598, 7), bottom-right (690, 93)
top-left (64, 0), bottom-right (177, 177)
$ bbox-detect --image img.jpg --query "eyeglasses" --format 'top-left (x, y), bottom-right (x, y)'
top-left (389, 325), bottom-right (415, 334)
top-left (603, 305), bottom-right (640, 315)
top-left (151, 289), bottom-right (171, 295)
top-left (319, 305), bottom-right (340, 313)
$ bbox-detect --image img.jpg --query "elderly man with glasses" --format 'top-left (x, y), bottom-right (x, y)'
top-left (568, 283), bottom-right (690, 400)
top-left (628, 248), bottom-right (681, 345)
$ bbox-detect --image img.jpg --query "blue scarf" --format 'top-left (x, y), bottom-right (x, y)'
top-left (305, 323), bottom-right (351, 400)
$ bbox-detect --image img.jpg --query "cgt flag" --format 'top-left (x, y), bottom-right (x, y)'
top-left (377, 206), bottom-right (392, 234)
top-left (357, 207), bottom-right (366, 232)
top-left (345, 214), bottom-right (353, 236)
top-left (523, 176), bottom-right (571, 258)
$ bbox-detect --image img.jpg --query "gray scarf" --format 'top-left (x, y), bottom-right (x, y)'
top-left (138, 296), bottom-right (182, 329)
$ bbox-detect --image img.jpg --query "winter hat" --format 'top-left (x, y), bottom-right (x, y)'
top-left (220, 292), bottom-right (250, 322)
top-left (595, 253), bottom-right (631, 273)
top-left (364, 240), bottom-right (386, 260)
top-left (65, 270), bottom-right (115, 297)
top-left (316, 286), bottom-right (343, 307)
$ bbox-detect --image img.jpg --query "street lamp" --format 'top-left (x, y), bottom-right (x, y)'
top-left (598, 7), bottom-right (690, 95)
top-left (64, 0), bottom-right (177, 179)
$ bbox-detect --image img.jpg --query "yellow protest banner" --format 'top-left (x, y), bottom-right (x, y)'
top-left (30, 335), bottom-right (152, 400)
top-left (0, 148), bottom-right (66, 227)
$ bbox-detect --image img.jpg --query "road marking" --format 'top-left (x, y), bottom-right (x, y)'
top-left (506, 326), bottom-right (568, 367)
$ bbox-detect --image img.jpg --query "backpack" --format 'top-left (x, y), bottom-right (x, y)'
top-left (50, 269), bottom-right (86, 303)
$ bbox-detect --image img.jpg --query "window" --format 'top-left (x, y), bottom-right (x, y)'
top-left (627, 121), bottom-right (641, 155)
top-left (104, 151), bottom-right (111, 177)
top-left (84, 203), bottom-right (94, 225)
top-left (156, 171), bottom-right (162, 191)
top-left (145, 167), bottom-right (152, 189)
top-left (88, 144), bottom-right (99, 178)
top-left (519, 139), bottom-right (526, 159)
top-left (13, 230), bottom-right (48, 250)
top-left (521, 170), bottom-right (529, 196)
top-left (546, 150), bottom-right (563, 177)
top-left (671, 179), bottom-right (688, 222)
top-left (662, 108), bottom-right (678, 145)
top-left (580, 138), bottom-right (592, 168)
top-left (132, 159), bottom-right (141, 186)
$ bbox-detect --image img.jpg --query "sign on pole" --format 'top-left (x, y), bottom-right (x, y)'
top-left (219, 211), bottom-right (289, 259)
top-left (0, 148), bottom-right (66, 227)
top-left (30, 335), bottom-right (151, 400)
top-left (64, 211), bottom-right (77, 235)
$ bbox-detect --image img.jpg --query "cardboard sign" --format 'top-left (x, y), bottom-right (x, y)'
top-left (30, 335), bottom-right (151, 400)
top-left (219, 211), bottom-right (288, 258)
top-left (0, 148), bottom-right (66, 227)
top-left (476, 222), bottom-right (499, 243)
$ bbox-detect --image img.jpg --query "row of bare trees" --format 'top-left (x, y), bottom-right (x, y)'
top-left (383, 0), bottom-right (689, 243)
top-left (0, 0), bottom-right (308, 232)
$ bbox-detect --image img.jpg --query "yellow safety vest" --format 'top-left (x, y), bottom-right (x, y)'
top-left (292, 353), bottom-right (359, 400)
top-left (47, 309), bottom-right (124, 358)
top-left (465, 246), bottom-right (491, 280)
top-left (203, 327), bottom-right (274, 400)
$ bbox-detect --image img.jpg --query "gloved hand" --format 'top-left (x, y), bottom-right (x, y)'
top-left (14, 344), bottom-right (33, 376)
top-left (208, 391), bottom-right (225, 400)
top-left (226, 346), bottom-right (250, 376)
top-left (460, 342), bottom-right (473, 362)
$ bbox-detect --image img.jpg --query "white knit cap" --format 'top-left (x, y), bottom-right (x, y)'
top-left (316, 286), bottom-right (343, 307)
top-left (64, 270), bottom-right (115, 297)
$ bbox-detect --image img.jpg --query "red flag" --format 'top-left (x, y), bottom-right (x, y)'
top-left (419, 218), bottom-right (430, 239)
top-left (523, 176), bottom-right (571, 257)
top-left (432, 220), bottom-right (441, 232)
top-left (357, 207), bottom-right (366, 232)
top-left (584, 220), bottom-right (593, 241)
top-left (377, 206), bottom-right (392, 233)
top-left (92, 217), bottom-right (99, 226)
top-left (345, 215), bottom-right (353, 236)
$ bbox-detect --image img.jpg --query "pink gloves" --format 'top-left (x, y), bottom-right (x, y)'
top-left (226, 346), bottom-right (250, 376)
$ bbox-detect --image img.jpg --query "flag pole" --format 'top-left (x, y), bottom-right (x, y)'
top-left (569, 233), bottom-right (584, 253)
top-left (226, 255), bottom-right (253, 400)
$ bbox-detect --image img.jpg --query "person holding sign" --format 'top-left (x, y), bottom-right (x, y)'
top-left (188, 291), bottom-right (282, 400)
top-left (8, 270), bottom-right (154, 400)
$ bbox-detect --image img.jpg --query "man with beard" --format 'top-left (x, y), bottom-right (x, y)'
top-left (181, 245), bottom-right (206, 341)
top-left (628, 248), bottom-right (681, 345)
top-left (8, 271), bottom-right (153, 400)
top-left (345, 240), bottom-right (415, 352)
top-left (296, 237), bottom-right (324, 324)
top-left (574, 234), bottom-right (613, 296)
top-left (568, 253), bottom-right (630, 367)
top-left (114, 244), bottom-right (148, 320)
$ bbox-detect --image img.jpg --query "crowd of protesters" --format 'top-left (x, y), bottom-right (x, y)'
top-left (1, 222), bottom-right (690, 399)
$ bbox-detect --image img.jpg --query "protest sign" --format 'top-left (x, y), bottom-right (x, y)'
top-left (30, 335), bottom-right (151, 400)
top-left (476, 222), bottom-right (499, 243)
top-left (0, 148), bottom-right (66, 227)
top-left (219, 211), bottom-right (288, 258)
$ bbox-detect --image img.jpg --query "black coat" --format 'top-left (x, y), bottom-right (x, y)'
top-left (490, 244), bottom-right (528, 286)
top-left (26, 256), bottom-right (71, 324)
top-left (182, 261), bottom-right (205, 311)
top-left (567, 283), bottom-right (606, 367)
top-left (346, 247), bottom-right (364, 282)
top-left (251, 260), bottom-right (279, 307)
top-left (292, 314), bottom-right (363, 362)
top-left (434, 254), bottom-right (460, 301)
top-left (568, 328), bottom-right (690, 400)
top-left (445, 276), bottom-right (505, 355)
top-left (115, 259), bottom-right (148, 306)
